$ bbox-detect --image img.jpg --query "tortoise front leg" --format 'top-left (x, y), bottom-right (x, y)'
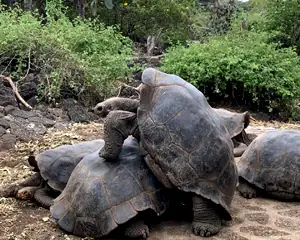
top-left (238, 177), bottom-right (257, 199)
top-left (0, 172), bottom-right (41, 198)
top-left (99, 110), bottom-right (138, 161)
top-left (192, 195), bottom-right (221, 237)
top-left (123, 218), bottom-right (149, 239)
top-left (34, 187), bottom-right (55, 209)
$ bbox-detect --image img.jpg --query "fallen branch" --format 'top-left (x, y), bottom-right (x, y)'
top-left (0, 74), bottom-right (33, 110)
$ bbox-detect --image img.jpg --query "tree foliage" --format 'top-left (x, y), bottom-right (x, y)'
top-left (264, 0), bottom-right (300, 54)
top-left (0, 4), bottom-right (133, 104)
top-left (160, 31), bottom-right (300, 119)
top-left (91, 0), bottom-right (201, 44)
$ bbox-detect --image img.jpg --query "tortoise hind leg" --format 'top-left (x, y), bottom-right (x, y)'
top-left (123, 218), bottom-right (149, 239)
top-left (192, 195), bottom-right (221, 237)
top-left (0, 172), bottom-right (42, 198)
top-left (238, 177), bottom-right (257, 199)
top-left (99, 110), bottom-right (138, 161)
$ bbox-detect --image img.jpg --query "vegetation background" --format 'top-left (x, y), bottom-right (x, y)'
top-left (0, 0), bottom-right (300, 120)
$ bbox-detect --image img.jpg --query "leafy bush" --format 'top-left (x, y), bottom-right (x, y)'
top-left (91, 0), bottom-right (200, 45)
top-left (0, 5), bottom-right (133, 104)
top-left (264, 0), bottom-right (300, 54)
top-left (160, 31), bottom-right (300, 119)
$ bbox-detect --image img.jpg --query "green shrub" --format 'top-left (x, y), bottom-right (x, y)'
top-left (91, 0), bottom-right (200, 45)
top-left (265, 0), bottom-right (300, 54)
top-left (160, 31), bottom-right (300, 119)
top-left (0, 5), bottom-right (133, 104)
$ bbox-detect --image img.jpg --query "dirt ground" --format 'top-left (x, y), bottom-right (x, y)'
top-left (1, 121), bottom-right (300, 240)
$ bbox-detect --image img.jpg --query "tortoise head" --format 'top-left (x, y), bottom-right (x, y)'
top-left (93, 101), bottom-right (112, 118)
top-left (28, 155), bottom-right (39, 172)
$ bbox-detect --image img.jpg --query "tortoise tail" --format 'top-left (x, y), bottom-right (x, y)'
top-left (34, 188), bottom-right (54, 209)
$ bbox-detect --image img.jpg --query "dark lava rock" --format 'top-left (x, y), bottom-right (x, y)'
top-left (4, 105), bottom-right (16, 115)
top-left (9, 119), bottom-right (46, 142)
top-left (0, 126), bottom-right (6, 137)
top-left (60, 99), bottom-right (91, 123)
top-left (0, 133), bottom-right (16, 150)
top-left (19, 81), bottom-right (37, 100)
top-left (0, 118), bottom-right (10, 129)
top-left (10, 108), bottom-right (38, 119)
top-left (0, 81), bottom-right (17, 107)
top-left (28, 116), bottom-right (55, 128)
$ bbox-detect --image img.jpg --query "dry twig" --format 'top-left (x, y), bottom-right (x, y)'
top-left (0, 75), bottom-right (33, 110)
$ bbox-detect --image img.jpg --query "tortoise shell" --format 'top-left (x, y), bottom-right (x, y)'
top-left (237, 130), bottom-right (300, 195)
top-left (36, 139), bottom-right (103, 192)
top-left (137, 68), bottom-right (237, 220)
top-left (213, 108), bottom-right (250, 139)
top-left (50, 136), bottom-right (168, 238)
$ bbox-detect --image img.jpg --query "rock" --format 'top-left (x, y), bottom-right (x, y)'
top-left (10, 109), bottom-right (38, 119)
top-left (26, 122), bottom-right (47, 136)
top-left (61, 99), bottom-right (91, 123)
top-left (19, 81), bottom-right (37, 100)
top-left (4, 105), bottom-right (16, 115)
top-left (26, 97), bottom-right (38, 108)
top-left (49, 108), bottom-right (68, 120)
top-left (0, 82), bottom-right (17, 107)
top-left (41, 118), bottom-right (56, 127)
top-left (0, 126), bottom-right (6, 137)
top-left (9, 121), bottom-right (31, 141)
top-left (9, 119), bottom-right (44, 142)
top-left (0, 113), bottom-right (4, 118)
top-left (0, 134), bottom-right (16, 150)
top-left (0, 118), bottom-right (10, 129)
top-left (53, 122), bottom-right (69, 130)
top-left (28, 116), bottom-right (55, 128)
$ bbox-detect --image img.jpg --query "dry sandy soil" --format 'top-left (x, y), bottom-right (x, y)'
top-left (1, 121), bottom-right (300, 240)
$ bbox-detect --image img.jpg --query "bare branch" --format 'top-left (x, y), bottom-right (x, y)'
top-left (19, 49), bottom-right (31, 82)
top-left (1, 56), bottom-right (16, 75)
top-left (0, 75), bottom-right (33, 110)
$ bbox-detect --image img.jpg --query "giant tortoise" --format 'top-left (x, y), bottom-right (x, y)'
top-left (1, 139), bottom-right (103, 208)
top-left (50, 136), bottom-right (168, 239)
top-left (237, 129), bottom-right (300, 200)
top-left (99, 68), bottom-right (238, 237)
top-left (93, 88), bottom-right (254, 157)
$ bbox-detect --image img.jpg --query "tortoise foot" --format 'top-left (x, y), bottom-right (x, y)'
top-left (192, 195), bottom-right (222, 237)
top-left (238, 179), bottom-right (257, 199)
top-left (123, 219), bottom-right (149, 239)
top-left (17, 186), bottom-right (40, 200)
top-left (192, 221), bottom-right (221, 237)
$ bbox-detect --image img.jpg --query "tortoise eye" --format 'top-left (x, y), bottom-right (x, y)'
top-left (97, 106), bottom-right (103, 111)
